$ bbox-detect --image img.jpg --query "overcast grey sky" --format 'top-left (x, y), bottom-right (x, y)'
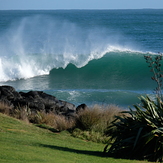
top-left (0, 0), bottom-right (163, 10)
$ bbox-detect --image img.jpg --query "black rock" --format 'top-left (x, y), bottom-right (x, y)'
top-left (76, 103), bottom-right (88, 113)
top-left (0, 85), bottom-right (76, 116)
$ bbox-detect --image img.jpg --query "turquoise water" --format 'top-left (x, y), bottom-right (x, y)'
top-left (0, 9), bottom-right (163, 107)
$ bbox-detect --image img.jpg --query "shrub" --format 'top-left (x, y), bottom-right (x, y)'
top-left (29, 111), bottom-right (76, 131)
top-left (73, 104), bottom-right (121, 143)
top-left (76, 104), bottom-right (121, 132)
top-left (104, 54), bottom-right (163, 162)
top-left (52, 114), bottom-right (75, 131)
top-left (144, 54), bottom-right (163, 98)
top-left (0, 102), bottom-right (13, 115)
top-left (76, 106), bottom-right (102, 131)
top-left (0, 102), bottom-right (75, 131)
top-left (12, 106), bottom-right (31, 123)
top-left (105, 95), bottom-right (163, 162)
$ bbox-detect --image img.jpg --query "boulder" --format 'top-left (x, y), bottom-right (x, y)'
top-left (0, 85), bottom-right (76, 116)
top-left (76, 103), bottom-right (88, 113)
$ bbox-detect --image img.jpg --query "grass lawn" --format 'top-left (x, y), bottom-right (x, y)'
top-left (0, 113), bottom-right (150, 163)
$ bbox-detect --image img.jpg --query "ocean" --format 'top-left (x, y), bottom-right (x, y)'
top-left (0, 9), bottom-right (163, 108)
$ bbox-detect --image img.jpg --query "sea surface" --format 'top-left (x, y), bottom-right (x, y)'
top-left (0, 9), bottom-right (163, 108)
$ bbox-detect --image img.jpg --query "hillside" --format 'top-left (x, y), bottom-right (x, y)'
top-left (0, 113), bottom-right (149, 163)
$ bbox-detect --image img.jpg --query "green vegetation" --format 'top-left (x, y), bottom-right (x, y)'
top-left (144, 54), bottom-right (163, 98)
top-left (104, 54), bottom-right (163, 162)
top-left (72, 104), bottom-right (121, 143)
top-left (104, 95), bottom-right (163, 162)
top-left (0, 102), bottom-right (76, 131)
top-left (0, 101), bottom-right (122, 143)
top-left (0, 113), bottom-right (149, 163)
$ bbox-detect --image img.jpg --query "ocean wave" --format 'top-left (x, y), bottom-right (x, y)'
top-left (0, 14), bottom-right (157, 82)
top-left (0, 49), bottom-right (152, 82)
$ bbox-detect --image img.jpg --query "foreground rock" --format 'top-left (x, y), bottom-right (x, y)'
top-left (0, 85), bottom-right (86, 117)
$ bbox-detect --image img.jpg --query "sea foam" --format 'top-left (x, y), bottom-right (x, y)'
top-left (0, 14), bottom-right (143, 82)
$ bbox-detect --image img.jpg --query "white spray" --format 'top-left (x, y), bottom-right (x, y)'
top-left (0, 14), bottom-right (138, 82)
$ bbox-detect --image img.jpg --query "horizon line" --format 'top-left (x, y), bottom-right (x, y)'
top-left (0, 8), bottom-right (163, 11)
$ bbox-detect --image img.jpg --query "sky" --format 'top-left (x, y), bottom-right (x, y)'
top-left (0, 0), bottom-right (163, 10)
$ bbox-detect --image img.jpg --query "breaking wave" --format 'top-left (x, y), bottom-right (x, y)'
top-left (0, 14), bottom-right (152, 82)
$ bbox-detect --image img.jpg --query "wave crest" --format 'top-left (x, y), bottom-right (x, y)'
top-left (0, 14), bottom-right (149, 82)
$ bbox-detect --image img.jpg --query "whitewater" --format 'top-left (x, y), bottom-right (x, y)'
top-left (0, 9), bottom-right (163, 107)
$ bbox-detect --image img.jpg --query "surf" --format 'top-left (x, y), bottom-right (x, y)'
top-left (0, 13), bottom-right (149, 82)
top-left (49, 51), bottom-right (155, 90)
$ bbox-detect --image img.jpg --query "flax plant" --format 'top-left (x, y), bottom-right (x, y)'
top-left (144, 54), bottom-right (163, 99)
top-left (104, 53), bottom-right (163, 162)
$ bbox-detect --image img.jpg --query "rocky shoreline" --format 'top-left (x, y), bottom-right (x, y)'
top-left (0, 85), bottom-right (87, 118)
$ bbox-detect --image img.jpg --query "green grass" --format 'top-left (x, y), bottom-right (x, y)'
top-left (0, 113), bottom-right (150, 163)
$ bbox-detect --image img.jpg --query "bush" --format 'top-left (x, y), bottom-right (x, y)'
top-left (12, 106), bottom-right (30, 123)
top-left (0, 102), bottom-right (75, 131)
top-left (72, 104), bottom-right (121, 143)
top-left (104, 54), bottom-right (163, 162)
top-left (76, 104), bottom-right (121, 132)
top-left (28, 111), bottom-right (76, 131)
top-left (76, 106), bottom-right (101, 131)
top-left (0, 102), bottom-right (13, 115)
top-left (104, 95), bottom-right (163, 162)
